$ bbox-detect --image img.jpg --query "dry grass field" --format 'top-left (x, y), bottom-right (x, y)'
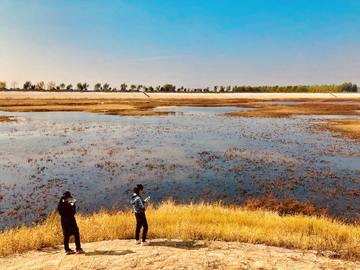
top-left (1, 201), bottom-right (360, 260)
top-left (321, 119), bottom-right (360, 141)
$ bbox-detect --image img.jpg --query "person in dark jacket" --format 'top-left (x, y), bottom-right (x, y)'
top-left (57, 191), bottom-right (85, 255)
top-left (130, 184), bottom-right (150, 246)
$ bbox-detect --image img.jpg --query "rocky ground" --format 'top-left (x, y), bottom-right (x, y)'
top-left (1, 239), bottom-right (360, 270)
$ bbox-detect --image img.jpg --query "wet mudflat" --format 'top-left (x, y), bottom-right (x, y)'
top-left (0, 107), bottom-right (360, 230)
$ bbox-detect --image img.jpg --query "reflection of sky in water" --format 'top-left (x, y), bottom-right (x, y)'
top-left (0, 110), bottom-right (360, 229)
top-left (152, 106), bottom-right (255, 114)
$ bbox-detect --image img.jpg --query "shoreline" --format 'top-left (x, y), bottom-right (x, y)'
top-left (1, 91), bottom-right (360, 100)
top-left (1, 92), bottom-right (359, 142)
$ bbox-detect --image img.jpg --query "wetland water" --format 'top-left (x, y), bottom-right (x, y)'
top-left (0, 108), bottom-right (360, 230)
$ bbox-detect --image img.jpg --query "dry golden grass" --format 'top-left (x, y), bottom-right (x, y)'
top-left (1, 201), bottom-right (360, 259)
top-left (227, 103), bottom-right (360, 118)
top-left (0, 116), bottom-right (16, 122)
top-left (1, 93), bottom-right (360, 117)
top-left (321, 119), bottom-right (360, 142)
top-left (0, 97), bottom-right (253, 116)
top-left (0, 103), bottom-right (168, 116)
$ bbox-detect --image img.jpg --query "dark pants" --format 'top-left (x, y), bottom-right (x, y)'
top-left (135, 212), bottom-right (148, 242)
top-left (64, 230), bottom-right (81, 251)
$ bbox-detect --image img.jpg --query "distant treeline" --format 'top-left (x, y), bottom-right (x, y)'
top-left (230, 82), bottom-right (358, 93)
top-left (0, 81), bottom-right (358, 93)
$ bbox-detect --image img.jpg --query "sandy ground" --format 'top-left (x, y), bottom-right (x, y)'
top-left (1, 239), bottom-right (359, 270)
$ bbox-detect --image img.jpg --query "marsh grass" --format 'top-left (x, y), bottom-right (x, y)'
top-left (1, 201), bottom-right (360, 260)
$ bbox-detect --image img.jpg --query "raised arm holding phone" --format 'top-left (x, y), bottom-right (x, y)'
top-left (130, 184), bottom-right (150, 246)
top-left (57, 191), bottom-right (85, 255)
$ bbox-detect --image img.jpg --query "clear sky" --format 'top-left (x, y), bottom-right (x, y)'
top-left (1, 0), bottom-right (360, 89)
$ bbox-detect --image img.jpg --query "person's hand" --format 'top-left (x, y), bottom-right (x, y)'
top-left (144, 198), bottom-right (149, 202)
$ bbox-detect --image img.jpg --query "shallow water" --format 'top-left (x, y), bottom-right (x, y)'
top-left (152, 106), bottom-right (255, 114)
top-left (0, 109), bottom-right (360, 230)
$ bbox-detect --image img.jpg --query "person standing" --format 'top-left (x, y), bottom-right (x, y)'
top-left (130, 184), bottom-right (150, 246)
top-left (57, 191), bottom-right (85, 255)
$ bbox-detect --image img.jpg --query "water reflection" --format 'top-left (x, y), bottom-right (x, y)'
top-left (0, 110), bottom-right (359, 230)
top-left (152, 106), bottom-right (255, 114)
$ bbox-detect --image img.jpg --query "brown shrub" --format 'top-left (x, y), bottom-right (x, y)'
top-left (244, 195), bottom-right (328, 217)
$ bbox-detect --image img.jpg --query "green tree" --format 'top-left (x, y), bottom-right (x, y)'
top-left (0, 81), bottom-right (6, 89)
top-left (82, 83), bottom-right (89, 91)
top-left (120, 83), bottom-right (127, 91)
top-left (130, 84), bottom-right (136, 91)
top-left (59, 83), bottom-right (66, 90)
top-left (219, 86), bottom-right (225, 92)
top-left (23, 81), bottom-right (31, 90)
top-left (213, 85), bottom-right (218, 92)
top-left (148, 86), bottom-right (154, 92)
top-left (103, 83), bottom-right (110, 91)
top-left (94, 83), bottom-right (101, 91)
top-left (156, 86), bottom-right (161, 91)
top-left (136, 85), bottom-right (143, 91)
top-left (353, 83), bottom-right (358, 92)
top-left (76, 83), bottom-right (83, 91)
top-left (163, 84), bottom-right (174, 92)
top-left (226, 86), bottom-right (231, 92)
top-left (66, 84), bottom-right (73, 91)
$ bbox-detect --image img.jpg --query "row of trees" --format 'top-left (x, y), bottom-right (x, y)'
top-left (0, 81), bottom-right (358, 93)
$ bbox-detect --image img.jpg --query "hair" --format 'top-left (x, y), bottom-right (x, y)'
top-left (58, 191), bottom-right (71, 204)
top-left (132, 184), bottom-right (144, 198)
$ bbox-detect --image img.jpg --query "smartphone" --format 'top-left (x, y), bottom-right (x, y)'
top-left (69, 198), bottom-right (77, 205)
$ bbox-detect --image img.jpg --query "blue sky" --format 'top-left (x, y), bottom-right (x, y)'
top-left (1, 0), bottom-right (360, 88)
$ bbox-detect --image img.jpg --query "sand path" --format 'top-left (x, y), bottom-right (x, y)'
top-left (1, 239), bottom-right (359, 270)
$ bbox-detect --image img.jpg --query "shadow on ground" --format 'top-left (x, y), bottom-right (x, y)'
top-left (85, 250), bottom-right (135, 256)
top-left (149, 240), bottom-right (208, 250)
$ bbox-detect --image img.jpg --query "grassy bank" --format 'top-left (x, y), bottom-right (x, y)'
top-left (1, 201), bottom-right (360, 259)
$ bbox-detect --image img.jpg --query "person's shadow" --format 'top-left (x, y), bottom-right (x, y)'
top-left (149, 240), bottom-right (208, 250)
top-left (85, 250), bottom-right (135, 256)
